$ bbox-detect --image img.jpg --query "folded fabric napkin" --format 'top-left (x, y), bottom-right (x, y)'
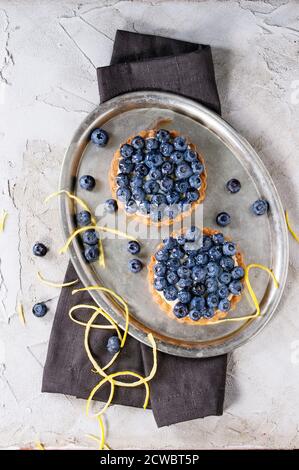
top-left (42, 30), bottom-right (227, 428)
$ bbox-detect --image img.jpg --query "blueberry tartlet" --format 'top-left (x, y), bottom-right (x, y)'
top-left (109, 129), bottom-right (207, 225)
top-left (148, 227), bottom-right (245, 325)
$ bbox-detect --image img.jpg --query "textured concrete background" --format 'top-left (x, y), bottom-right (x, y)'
top-left (0, 0), bottom-right (298, 450)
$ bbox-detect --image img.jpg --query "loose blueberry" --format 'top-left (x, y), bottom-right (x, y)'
top-left (107, 335), bottom-right (120, 354)
top-left (229, 280), bottom-right (244, 295)
top-left (32, 302), bottom-right (48, 317)
top-left (173, 136), bottom-right (187, 151)
top-left (218, 298), bottom-right (231, 312)
top-left (82, 229), bottom-right (98, 245)
top-left (84, 244), bottom-right (99, 262)
top-left (216, 212), bottom-right (231, 227)
top-left (79, 175), bottom-right (96, 191)
top-left (189, 309), bottom-right (201, 321)
top-left (220, 256), bottom-right (235, 271)
top-left (77, 210), bottom-right (92, 227)
top-left (156, 129), bottom-right (170, 143)
top-left (33, 242), bottom-right (48, 257)
top-left (226, 178), bottom-right (241, 194)
top-left (189, 175), bottom-right (202, 189)
top-left (104, 199), bottom-right (118, 213)
top-left (127, 240), bottom-right (141, 255)
top-left (91, 128), bottom-right (109, 147)
top-left (164, 286), bottom-right (178, 301)
top-left (173, 302), bottom-right (189, 318)
top-left (231, 266), bottom-right (245, 280)
top-left (223, 241), bottom-right (236, 256)
top-left (129, 258), bottom-right (143, 273)
top-left (131, 136), bottom-right (145, 150)
top-left (120, 143), bottom-right (134, 158)
top-left (252, 199), bottom-right (269, 216)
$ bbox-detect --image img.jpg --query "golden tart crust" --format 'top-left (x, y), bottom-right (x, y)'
top-left (109, 129), bottom-right (207, 227)
top-left (148, 227), bottom-right (246, 325)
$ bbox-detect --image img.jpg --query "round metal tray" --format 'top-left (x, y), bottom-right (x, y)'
top-left (59, 91), bottom-right (288, 358)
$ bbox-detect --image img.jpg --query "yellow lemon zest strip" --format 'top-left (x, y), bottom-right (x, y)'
top-left (35, 442), bottom-right (45, 450)
top-left (102, 352), bottom-right (120, 371)
top-left (73, 286), bottom-right (130, 347)
top-left (59, 226), bottom-right (137, 255)
top-left (37, 271), bottom-right (78, 288)
top-left (86, 434), bottom-right (110, 450)
top-left (17, 303), bottom-right (25, 325)
top-left (285, 210), bottom-right (299, 243)
top-left (44, 190), bottom-right (96, 224)
top-left (0, 210), bottom-right (8, 232)
top-left (206, 263), bottom-right (279, 325)
top-left (69, 304), bottom-right (123, 339)
top-left (98, 416), bottom-right (105, 450)
top-left (86, 378), bottom-right (115, 418)
top-left (98, 238), bottom-right (105, 268)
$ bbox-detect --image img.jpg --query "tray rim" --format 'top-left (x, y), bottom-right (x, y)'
top-left (59, 90), bottom-right (289, 358)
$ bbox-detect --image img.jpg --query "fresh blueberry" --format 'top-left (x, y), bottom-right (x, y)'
top-left (207, 293), bottom-right (219, 308)
top-left (32, 302), bottom-right (48, 317)
top-left (166, 271), bottom-right (179, 285)
top-left (132, 188), bottom-right (146, 202)
top-left (192, 283), bottom-right (206, 296)
top-left (189, 309), bottom-right (202, 321)
top-left (184, 149), bottom-right (198, 162)
top-left (135, 163), bottom-right (149, 177)
top-left (151, 194), bottom-right (167, 206)
top-left (170, 151), bottom-right (185, 165)
top-left (216, 212), bottom-right (231, 227)
top-left (160, 177), bottom-right (174, 192)
top-left (144, 180), bottom-right (159, 194)
top-left (119, 159), bottom-right (134, 174)
top-left (192, 266), bottom-right (207, 282)
top-left (201, 236), bottom-right (213, 251)
top-left (163, 237), bottom-right (177, 250)
top-left (177, 235), bottom-right (186, 245)
top-left (175, 179), bottom-right (189, 193)
top-left (226, 178), bottom-right (241, 194)
top-left (149, 168), bottom-right (162, 180)
top-left (167, 258), bottom-right (181, 271)
top-left (207, 262), bottom-right (221, 277)
top-left (166, 190), bottom-right (180, 205)
top-left (177, 290), bottom-right (191, 304)
top-left (176, 163), bottom-right (193, 180)
top-left (91, 128), bottom-right (109, 147)
top-left (205, 278), bottom-right (218, 293)
top-left (139, 200), bottom-right (151, 214)
top-left (220, 256), bottom-right (235, 271)
top-left (107, 336), bottom-right (120, 354)
top-left (203, 308), bottom-right (215, 319)
top-left (104, 199), bottom-right (118, 213)
top-left (190, 296), bottom-right (206, 311)
top-left (155, 249), bottom-right (169, 262)
top-left (120, 143), bottom-right (134, 158)
top-left (161, 161), bottom-right (174, 176)
top-left (116, 173), bottom-right (129, 188)
top-left (212, 233), bottom-right (225, 245)
top-left (130, 176), bottom-right (143, 189)
top-left (84, 244), bottom-right (99, 262)
top-left (132, 150), bottom-right (144, 164)
top-left (82, 229), bottom-right (98, 245)
top-left (252, 199), bottom-right (269, 216)
top-left (208, 246), bottom-right (222, 262)
top-left (189, 175), bottom-right (202, 189)
top-left (177, 266), bottom-right (191, 278)
top-left (116, 187), bottom-right (131, 202)
top-left (173, 302), bottom-right (188, 319)
top-left (186, 189), bottom-right (199, 203)
top-left (170, 247), bottom-right (184, 259)
top-left (183, 257), bottom-right (196, 269)
top-left (129, 258), bottom-right (143, 273)
top-left (218, 284), bottom-right (229, 298)
top-left (145, 151), bottom-right (163, 168)
top-left (177, 278), bottom-right (192, 288)
top-left (173, 136), bottom-right (187, 151)
top-left (191, 161), bottom-right (204, 175)
top-left (131, 135), bottom-right (145, 150)
top-left (219, 272), bottom-right (232, 285)
top-left (164, 286), bottom-right (178, 301)
top-left (218, 298), bottom-right (231, 312)
top-left (231, 266), bottom-right (245, 280)
top-left (156, 129), bottom-right (170, 143)
top-left (146, 138), bottom-right (159, 150)
top-left (127, 240), bottom-right (141, 255)
top-left (160, 142), bottom-right (174, 156)
top-left (154, 276), bottom-right (167, 291)
top-left (77, 210), bottom-right (92, 227)
top-left (79, 175), bottom-right (96, 191)
top-left (229, 280), bottom-right (244, 295)
top-left (223, 241), bottom-right (236, 256)
top-left (195, 253), bottom-right (209, 265)
top-left (154, 262), bottom-right (166, 277)
top-left (33, 242), bottom-right (48, 257)
top-left (185, 226), bottom-right (200, 242)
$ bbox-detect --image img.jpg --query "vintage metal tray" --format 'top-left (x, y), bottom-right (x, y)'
top-left (59, 91), bottom-right (288, 358)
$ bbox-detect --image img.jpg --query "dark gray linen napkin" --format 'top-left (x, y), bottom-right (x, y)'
top-left (42, 30), bottom-right (227, 428)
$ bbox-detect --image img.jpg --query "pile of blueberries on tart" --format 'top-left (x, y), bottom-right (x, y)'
top-left (148, 226), bottom-right (245, 324)
top-left (110, 129), bottom-right (207, 225)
